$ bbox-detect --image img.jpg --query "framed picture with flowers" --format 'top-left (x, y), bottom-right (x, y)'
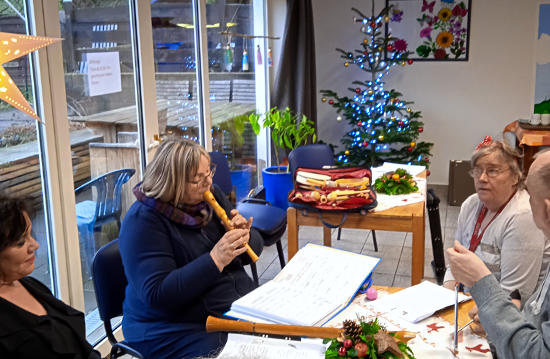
top-left (534, 2), bottom-right (550, 114)
top-left (385, 0), bottom-right (471, 61)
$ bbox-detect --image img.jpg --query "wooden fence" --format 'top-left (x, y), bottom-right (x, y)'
top-left (0, 130), bottom-right (102, 208)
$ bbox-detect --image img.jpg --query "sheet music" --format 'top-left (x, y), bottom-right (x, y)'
top-left (364, 281), bottom-right (471, 323)
top-left (217, 334), bottom-right (326, 359)
top-left (227, 243), bottom-right (380, 326)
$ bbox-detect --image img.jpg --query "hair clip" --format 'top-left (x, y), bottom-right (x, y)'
top-left (475, 136), bottom-right (493, 151)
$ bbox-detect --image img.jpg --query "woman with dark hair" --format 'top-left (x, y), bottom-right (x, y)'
top-left (118, 138), bottom-right (263, 359)
top-left (0, 194), bottom-right (101, 358)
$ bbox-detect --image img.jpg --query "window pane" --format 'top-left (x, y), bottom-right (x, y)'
top-left (59, 0), bottom-right (141, 343)
top-left (151, 0), bottom-right (260, 202)
top-left (206, 0), bottom-right (258, 202)
top-left (151, 0), bottom-right (200, 143)
top-left (0, 2), bottom-right (55, 291)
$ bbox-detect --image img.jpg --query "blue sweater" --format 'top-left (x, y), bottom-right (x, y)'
top-left (118, 186), bottom-right (263, 358)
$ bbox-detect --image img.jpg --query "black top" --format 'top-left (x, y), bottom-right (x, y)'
top-left (0, 276), bottom-right (101, 359)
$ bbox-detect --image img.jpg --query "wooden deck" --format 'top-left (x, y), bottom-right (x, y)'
top-left (68, 100), bottom-right (256, 141)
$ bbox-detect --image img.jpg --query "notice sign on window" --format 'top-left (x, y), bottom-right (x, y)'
top-left (87, 52), bottom-right (122, 97)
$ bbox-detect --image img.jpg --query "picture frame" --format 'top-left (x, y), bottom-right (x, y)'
top-left (385, 0), bottom-right (472, 61)
top-left (534, 2), bottom-right (550, 114)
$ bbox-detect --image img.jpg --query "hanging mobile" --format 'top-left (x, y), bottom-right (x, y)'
top-left (256, 44), bottom-right (262, 65)
top-left (242, 40), bottom-right (249, 71)
top-left (224, 43), bottom-right (234, 72)
top-left (267, 47), bottom-right (273, 67)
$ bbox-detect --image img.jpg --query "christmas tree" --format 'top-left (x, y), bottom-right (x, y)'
top-left (321, 3), bottom-right (433, 169)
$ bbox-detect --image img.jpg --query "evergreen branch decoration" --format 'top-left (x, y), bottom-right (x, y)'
top-left (321, 1), bottom-right (433, 170)
top-left (323, 318), bottom-right (417, 358)
top-left (374, 168), bottom-right (418, 195)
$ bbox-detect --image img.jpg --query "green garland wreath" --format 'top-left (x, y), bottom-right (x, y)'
top-left (324, 319), bottom-right (416, 358)
top-left (374, 168), bottom-right (418, 195)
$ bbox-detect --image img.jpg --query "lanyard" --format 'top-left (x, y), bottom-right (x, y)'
top-left (468, 193), bottom-right (515, 252)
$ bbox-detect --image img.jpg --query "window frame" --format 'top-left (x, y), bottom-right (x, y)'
top-left (25, 0), bottom-right (270, 354)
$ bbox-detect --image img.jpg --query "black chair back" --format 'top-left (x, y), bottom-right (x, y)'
top-left (210, 152), bottom-right (233, 196)
top-left (288, 144), bottom-right (334, 177)
top-left (92, 239), bottom-right (126, 344)
top-left (92, 239), bottom-right (143, 358)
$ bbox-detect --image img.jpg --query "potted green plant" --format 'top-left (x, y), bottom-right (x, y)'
top-left (248, 107), bottom-right (317, 209)
top-left (213, 112), bottom-right (256, 202)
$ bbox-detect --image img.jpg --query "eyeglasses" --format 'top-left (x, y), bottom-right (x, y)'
top-left (468, 167), bottom-right (509, 179)
top-left (188, 164), bottom-right (217, 185)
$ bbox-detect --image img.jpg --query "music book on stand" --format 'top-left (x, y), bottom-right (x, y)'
top-left (225, 243), bottom-right (380, 326)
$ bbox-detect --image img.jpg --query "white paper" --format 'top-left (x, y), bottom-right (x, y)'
top-left (369, 162), bottom-right (427, 212)
top-left (371, 162), bottom-right (426, 179)
top-left (373, 177), bottom-right (427, 212)
top-left (87, 52), bottom-right (122, 96)
top-left (217, 334), bottom-right (326, 359)
top-left (227, 243), bottom-right (380, 326)
top-left (364, 281), bottom-right (471, 323)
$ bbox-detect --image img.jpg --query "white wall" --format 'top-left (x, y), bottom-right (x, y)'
top-left (313, 0), bottom-right (539, 184)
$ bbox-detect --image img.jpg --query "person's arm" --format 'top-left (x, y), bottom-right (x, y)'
top-left (448, 241), bottom-right (550, 358)
top-left (443, 199), bottom-right (472, 289)
top-left (119, 206), bottom-right (223, 312)
top-left (471, 274), bottom-right (550, 359)
top-left (498, 213), bottom-right (546, 303)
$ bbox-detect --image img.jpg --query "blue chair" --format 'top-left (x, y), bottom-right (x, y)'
top-left (209, 152), bottom-right (287, 285)
top-left (288, 144), bottom-right (378, 251)
top-left (92, 239), bottom-right (143, 359)
top-left (75, 168), bottom-right (135, 277)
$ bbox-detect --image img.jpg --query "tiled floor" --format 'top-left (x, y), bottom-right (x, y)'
top-left (246, 185), bottom-right (460, 288)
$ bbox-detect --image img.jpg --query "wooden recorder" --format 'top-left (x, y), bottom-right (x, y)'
top-left (206, 316), bottom-right (416, 343)
top-left (203, 191), bottom-right (259, 263)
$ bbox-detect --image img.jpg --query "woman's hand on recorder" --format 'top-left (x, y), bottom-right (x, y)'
top-left (210, 228), bottom-right (250, 271)
top-left (229, 209), bottom-right (252, 230)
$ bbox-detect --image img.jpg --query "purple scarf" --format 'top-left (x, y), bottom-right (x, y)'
top-left (133, 184), bottom-right (212, 228)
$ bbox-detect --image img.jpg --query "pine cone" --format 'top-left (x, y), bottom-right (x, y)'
top-left (343, 319), bottom-right (362, 341)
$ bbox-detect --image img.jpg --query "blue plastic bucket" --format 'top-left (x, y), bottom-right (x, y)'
top-left (262, 166), bottom-right (292, 210)
top-left (230, 164), bottom-right (252, 203)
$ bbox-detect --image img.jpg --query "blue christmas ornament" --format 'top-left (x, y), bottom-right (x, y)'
top-left (242, 49), bottom-right (249, 71)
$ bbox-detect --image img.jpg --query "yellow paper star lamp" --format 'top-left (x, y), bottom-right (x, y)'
top-left (0, 32), bottom-right (61, 122)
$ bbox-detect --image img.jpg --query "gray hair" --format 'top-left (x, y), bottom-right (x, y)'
top-left (141, 138), bottom-right (209, 206)
top-left (471, 140), bottom-right (524, 188)
top-left (532, 149), bottom-right (550, 196)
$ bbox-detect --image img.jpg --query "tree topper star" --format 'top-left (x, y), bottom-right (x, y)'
top-left (0, 32), bottom-right (61, 122)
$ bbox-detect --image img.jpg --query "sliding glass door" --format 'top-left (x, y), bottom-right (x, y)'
top-left (3, 0), bottom-right (269, 350)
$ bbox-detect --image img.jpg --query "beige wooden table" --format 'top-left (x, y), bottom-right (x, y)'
top-left (287, 195), bottom-right (426, 285)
